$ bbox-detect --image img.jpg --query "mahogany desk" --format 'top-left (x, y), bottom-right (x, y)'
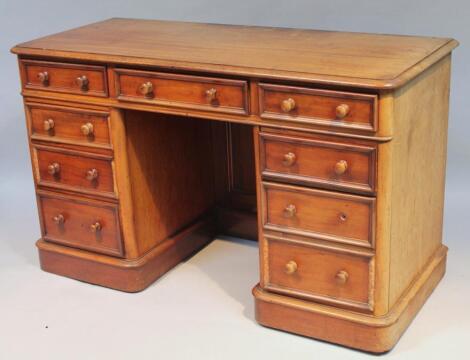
top-left (11, 18), bottom-right (458, 352)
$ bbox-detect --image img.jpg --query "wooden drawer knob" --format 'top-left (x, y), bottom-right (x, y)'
top-left (81, 122), bottom-right (94, 136)
top-left (76, 75), bottom-right (89, 91)
top-left (90, 222), bottom-right (102, 233)
top-left (53, 214), bottom-right (64, 225)
top-left (43, 118), bottom-right (55, 131)
top-left (205, 88), bottom-right (217, 102)
top-left (86, 168), bottom-right (99, 181)
top-left (285, 260), bottom-right (298, 275)
top-left (336, 104), bottom-right (350, 119)
top-left (282, 152), bottom-right (296, 166)
top-left (281, 98), bottom-right (296, 112)
top-left (335, 270), bottom-right (349, 284)
top-left (139, 81), bottom-right (154, 96)
top-left (47, 162), bottom-right (60, 175)
top-left (334, 160), bottom-right (348, 175)
top-left (37, 71), bottom-right (49, 85)
top-left (283, 204), bottom-right (297, 218)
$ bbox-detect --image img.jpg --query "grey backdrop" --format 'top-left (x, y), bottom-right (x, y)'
top-left (1, 1), bottom-right (469, 359)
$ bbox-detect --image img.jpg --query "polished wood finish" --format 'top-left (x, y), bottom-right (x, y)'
top-left (262, 182), bottom-right (375, 248)
top-left (259, 84), bottom-right (378, 132)
top-left (254, 245), bottom-right (447, 353)
top-left (12, 18), bottom-right (457, 89)
top-left (11, 19), bottom-right (457, 353)
top-left (37, 216), bottom-right (216, 292)
top-left (38, 191), bottom-right (123, 257)
top-left (264, 237), bottom-right (373, 311)
top-left (33, 145), bottom-right (115, 197)
top-left (20, 59), bottom-right (108, 97)
top-left (259, 130), bottom-right (376, 194)
top-left (124, 111), bottom-right (216, 255)
top-left (27, 103), bottom-right (111, 148)
top-left (114, 68), bottom-right (248, 115)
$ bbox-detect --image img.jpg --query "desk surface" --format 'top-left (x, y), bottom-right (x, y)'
top-left (11, 18), bottom-right (457, 89)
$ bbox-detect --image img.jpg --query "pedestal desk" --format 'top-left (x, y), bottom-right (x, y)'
top-left (11, 18), bottom-right (458, 352)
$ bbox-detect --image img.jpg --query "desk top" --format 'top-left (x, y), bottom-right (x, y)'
top-left (11, 18), bottom-right (458, 89)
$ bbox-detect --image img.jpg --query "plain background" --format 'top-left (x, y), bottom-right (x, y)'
top-left (0, 1), bottom-right (469, 359)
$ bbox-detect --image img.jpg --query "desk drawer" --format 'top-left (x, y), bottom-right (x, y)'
top-left (264, 238), bottom-right (373, 311)
top-left (38, 192), bottom-right (123, 257)
top-left (114, 69), bottom-right (249, 115)
top-left (263, 182), bottom-right (375, 248)
top-left (34, 146), bottom-right (115, 197)
top-left (259, 84), bottom-right (377, 132)
top-left (28, 104), bottom-right (110, 147)
top-left (259, 131), bottom-right (376, 194)
top-left (21, 60), bottom-right (108, 97)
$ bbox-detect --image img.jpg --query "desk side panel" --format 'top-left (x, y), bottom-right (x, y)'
top-left (388, 55), bottom-right (451, 306)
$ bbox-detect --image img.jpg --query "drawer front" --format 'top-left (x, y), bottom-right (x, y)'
top-left (260, 132), bottom-right (376, 194)
top-left (263, 182), bottom-right (375, 248)
top-left (38, 193), bottom-right (123, 257)
top-left (115, 69), bottom-right (248, 115)
top-left (264, 238), bottom-right (373, 311)
top-left (21, 60), bottom-right (108, 97)
top-left (34, 146), bottom-right (115, 197)
top-left (28, 104), bottom-right (110, 147)
top-left (259, 84), bottom-right (377, 132)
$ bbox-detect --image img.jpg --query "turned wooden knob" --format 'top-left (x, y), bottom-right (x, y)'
top-left (43, 118), bottom-right (55, 131)
top-left (285, 260), bottom-right (298, 275)
top-left (336, 104), bottom-right (350, 119)
top-left (53, 214), bottom-right (64, 225)
top-left (282, 152), bottom-right (296, 167)
top-left (81, 122), bottom-right (94, 136)
top-left (37, 71), bottom-right (49, 85)
top-left (283, 204), bottom-right (297, 218)
top-left (47, 162), bottom-right (60, 175)
top-left (90, 222), bottom-right (102, 233)
top-left (281, 98), bottom-right (296, 112)
top-left (334, 160), bottom-right (348, 175)
top-left (335, 270), bottom-right (349, 284)
top-left (86, 168), bottom-right (99, 181)
top-left (76, 75), bottom-right (89, 91)
top-left (205, 88), bottom-right (217, 102)
top-left (139, 81), bottom-right (154, 96)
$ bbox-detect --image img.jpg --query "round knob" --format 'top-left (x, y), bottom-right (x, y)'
top-left (47, 162), bottom-right (60, 176)
top-left (334, 160), bottom-right (348, 175)
top-left (90, 222), bottom-right (102, 233)
top-left (81, 122), bottom-right (94, 136)
top-left (205, 88), bottom-right (217, 102)
top-left (43, 118), bottom-right (55, 131)
top-left (336, 104), bottom-right (350, 119)
top-left (37, 71), bottom-right (49, 85)
top-left (76, 75), bottom-right (89, 91)
top-left (283, 204), bottom-right (297, 218)
top-left (282, 152), bottom-right (296, 167)
top-left (339, 212), bottom-right (348, 222)
top-left (86, 168), bottom-right (99, 181)
top-left (285, 261), bottom-right (298, 275)
top-left (335, 270), bottom-right (349, 285)
top-left (281, 98), bottom-right (296, 113)
top-left (53, 214), bottom-right (64, 225)
top-left (139, 81), bottom-right (154, 96)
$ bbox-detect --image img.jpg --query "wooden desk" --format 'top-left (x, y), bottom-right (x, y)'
top-left (11, 18), bottom-right (458, 352)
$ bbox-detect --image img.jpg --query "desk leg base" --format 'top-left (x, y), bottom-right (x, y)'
top-left (36, 217), bottom-right (215, 292)
top-left (253, 245), bottom-right (447, 353)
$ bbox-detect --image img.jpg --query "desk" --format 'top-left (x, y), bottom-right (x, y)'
top-left (11, 18), bottom-right (458, 352)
